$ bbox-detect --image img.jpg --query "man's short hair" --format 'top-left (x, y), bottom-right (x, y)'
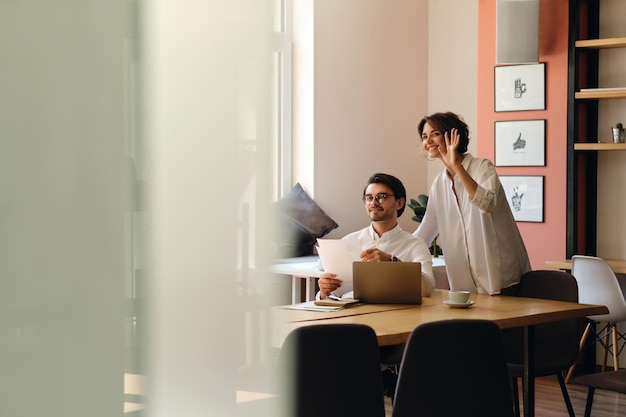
top-left (364, 173), bottom-right (407, 217)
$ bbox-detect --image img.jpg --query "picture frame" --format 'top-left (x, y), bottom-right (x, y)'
top-left (494, 120), bottom-right (546, 167)
top-left (500, 175), bottom-right (544, 222)
top-left (494, 63), bottom-right (545, 112)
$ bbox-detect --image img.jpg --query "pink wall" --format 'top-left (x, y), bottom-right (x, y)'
top-left (477, 0), bottom-right (569, 269)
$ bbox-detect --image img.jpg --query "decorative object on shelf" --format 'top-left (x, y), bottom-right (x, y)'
top-left (494, 63), bottom-right (545, 112)
top-left (494, 119), bottom-right (546, 166)
top-left (500, 175), bottom-right (544, 222)
top-left (611, 123), bottom-right (625, 144)
top-left (407, 195), bottom-right (442, 256)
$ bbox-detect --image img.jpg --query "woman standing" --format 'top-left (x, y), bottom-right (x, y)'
top-left (414, 111), bottom-right (530, 295)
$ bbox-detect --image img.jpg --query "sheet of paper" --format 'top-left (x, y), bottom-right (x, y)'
top-left (281, 301), bottom-right (343, 312)
top-left (316, 238), bottom-right (363, 297)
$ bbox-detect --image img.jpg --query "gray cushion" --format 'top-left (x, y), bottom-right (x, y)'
top-left (272, 183), bottom-right (338, 258)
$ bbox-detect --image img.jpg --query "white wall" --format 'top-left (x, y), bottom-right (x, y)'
top-left (307, 0), bottom-right (430, 236)
top-left (427, 0), bottom-right (478, 184)
top-left (293, 0), bottom-right (478, 237)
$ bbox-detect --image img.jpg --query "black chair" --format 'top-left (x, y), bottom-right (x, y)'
top-left (392, 319), bottom-right (515, 417)
top-left (279, 323), bottom-right (385, 417)
top-left (503, 270), bottom-right (579, 417)
top-left (573, 369), bottom-right (626, 417)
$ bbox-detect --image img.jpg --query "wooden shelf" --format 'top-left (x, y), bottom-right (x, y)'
top-left (575, 37), bottom-right (626, 49)
top-left (575, 37), bottom-right (626, 100)
top-left (574, 143), bottom-right (626, 151)
top-left (575, 89), bottom-right (626, 99)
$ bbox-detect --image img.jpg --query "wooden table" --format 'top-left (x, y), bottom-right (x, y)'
top-left (273, 289), bottom-right (608, 417)
top-left (546, 258), bottom-right (626, 274)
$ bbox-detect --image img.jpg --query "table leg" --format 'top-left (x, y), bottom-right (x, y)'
top-left (523, 325), bottom-right (535, 417)
top-left (291, 275), bottom-right (299, 304)
top-left (291, 275), bottom-right (318, 303)
top-left (305, 277), bottom-right (312, 301)
top-left (305, 277), bottom-right (318, 301)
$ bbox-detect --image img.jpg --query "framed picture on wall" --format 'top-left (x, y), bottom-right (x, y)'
top-left (500, 175), bottom-right (544, 222)
top-left (494, 119), bottom-right (546, 166)
top-left (494, 63), bottom-right (545, 112)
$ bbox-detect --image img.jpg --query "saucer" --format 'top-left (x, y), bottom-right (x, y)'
top-left (443, 300), bottom-right (475, 309)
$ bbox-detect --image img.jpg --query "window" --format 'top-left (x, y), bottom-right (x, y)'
top-left (271, 0), bottom-right (293, 199)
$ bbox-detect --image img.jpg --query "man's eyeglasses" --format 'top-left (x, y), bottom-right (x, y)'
top-left (363, 193), bottom-right (395, 204)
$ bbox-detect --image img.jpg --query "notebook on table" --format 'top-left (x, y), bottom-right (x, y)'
top-left (353, 261), bottom-right (422, 304)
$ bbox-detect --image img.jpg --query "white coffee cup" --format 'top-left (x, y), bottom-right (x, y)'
top-left (448, 290), bottom-right (471, 304)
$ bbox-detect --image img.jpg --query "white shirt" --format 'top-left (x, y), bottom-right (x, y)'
top-left (321, 224), bottom-right (435, 299)
top-left (414, 153), bottom-right (531, 294)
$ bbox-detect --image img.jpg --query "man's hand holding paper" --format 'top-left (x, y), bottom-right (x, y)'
top-left (316, 238), bottom-right (363, 298)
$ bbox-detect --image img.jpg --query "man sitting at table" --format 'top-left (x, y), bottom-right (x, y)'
top-left (317, 172), bottom-right (435, 300)
top-left (316, 173), bottom-right (435, 401)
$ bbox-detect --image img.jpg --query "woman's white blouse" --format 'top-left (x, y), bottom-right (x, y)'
top-left (414, 153), bottom-right (531, 294)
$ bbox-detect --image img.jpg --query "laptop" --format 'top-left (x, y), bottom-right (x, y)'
top-left (352, 261), bottom-right (422, 304)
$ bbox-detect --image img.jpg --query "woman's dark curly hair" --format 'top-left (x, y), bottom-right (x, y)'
top-left (417, 111), bottom-right (470, 154)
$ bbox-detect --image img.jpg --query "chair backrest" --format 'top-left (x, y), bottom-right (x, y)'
top-left (503, 270), bottom-right (580, 372)
top-left (392, 319), bottom-right (514, 417)
top-left (572, 255), bottom-right (626, 323)
top-left (279, 323), bottom-right (385, 417)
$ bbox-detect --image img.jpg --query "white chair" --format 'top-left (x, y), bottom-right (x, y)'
top-left (565, 255), bottom-right (626, 383)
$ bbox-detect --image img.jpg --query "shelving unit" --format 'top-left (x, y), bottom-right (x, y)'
top-left (567, 0), bottom-right (626, 258)
top-left (565, 1), bottom-right (626, 377)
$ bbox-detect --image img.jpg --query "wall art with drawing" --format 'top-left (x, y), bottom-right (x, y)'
top-left (500, 175), bottom-right (544, 222)
top-left (494, 63), bottom-right (545, 112)
top-left (495, 120), bottom-right (545, 166)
